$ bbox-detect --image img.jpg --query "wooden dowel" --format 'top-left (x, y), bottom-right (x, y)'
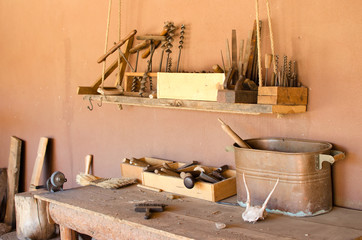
top-left (218, 118), bottom-right (251, 148)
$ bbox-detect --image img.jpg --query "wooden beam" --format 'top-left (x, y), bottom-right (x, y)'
top-left (4, 136), bottom-right (22, 228)
top-left (29, 137), bottom-right (48, 191)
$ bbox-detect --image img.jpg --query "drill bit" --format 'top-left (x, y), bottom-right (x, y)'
top-left (274, 55), bottom-right (279, 86)
top-left (131, 51), bottom-right (140, 92)
top-left (176, 24), bottom-right (185, 72)
top-left (283, 55), bottom-right (288, 87)
top-left (288, 60), bottom-right (292, 87)
top-left (164, 21), bottom-right (176, 72)
top-left (159, 41), bottom-right (167, 72)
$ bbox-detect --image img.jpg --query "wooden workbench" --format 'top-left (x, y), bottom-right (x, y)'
top-left (34, 185), bottom-right (362, 240)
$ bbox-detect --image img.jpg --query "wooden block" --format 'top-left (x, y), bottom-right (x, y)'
top-left (142, 165), bottom-right (236, 202)
top-left (157, 73), bottom-right (225, 101)
top-left (15, 191), bottom-right (55, 240)
top-left (5, 136), bottom-right (22, 228)
top-left (257, 86), bottom-right (308, 105)
top-left (120, 157), bottom-right (175, 184)
top-left (217, 89), bottom-right (257, 103)
top-left (29, 137), bottom-right (48, 191)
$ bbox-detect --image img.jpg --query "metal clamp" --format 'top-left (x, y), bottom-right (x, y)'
top-left (316, 150), bottom-right (345, 170)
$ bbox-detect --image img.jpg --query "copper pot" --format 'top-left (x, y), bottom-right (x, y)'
top-left (233, 138), bottom-right (345, 217)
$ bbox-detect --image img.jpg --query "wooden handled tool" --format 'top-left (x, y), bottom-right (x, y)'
top-left (129, 40), bottom-right (150, 54)
top-left (85, 155), bottom-right (93, 174)
top-left (218, 118), bottom-right (251, 148)
top-left (264, 54), bottom-right (272, 86)
top-left (142, 28), bottom-right (168, 59)
top-left (212, 64), bottom-right (224, 73)
top-left (97, 29), bottom-right (137, 63)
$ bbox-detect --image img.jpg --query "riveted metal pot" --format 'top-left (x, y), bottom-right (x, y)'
top-left (233, 138), bottom-right (345, 217)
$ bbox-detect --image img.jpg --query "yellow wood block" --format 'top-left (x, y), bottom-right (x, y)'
top-left (157, 73), bottom-right (225, 101)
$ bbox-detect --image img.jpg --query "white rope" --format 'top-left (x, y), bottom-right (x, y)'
top-left (117, 0), bottom-right (122, 86)
top-left (101, 0), bottom-right (112, 90)
top-left (255, 0), bottom-right (262, 86)
top-left (266, 0), bottom-right (277, 74)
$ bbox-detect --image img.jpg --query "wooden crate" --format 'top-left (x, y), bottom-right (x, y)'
top-left (120, 157), bottom-right (174, 183)
top-left (142, 165), bottom-right (236, 202)
top-left (157, 73), bottom-right (225, 101)
top-left (257, 86), bottom-right (308, 105)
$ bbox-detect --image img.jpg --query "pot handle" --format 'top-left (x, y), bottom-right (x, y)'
top-left (317, 150), bottom-right (345, 170)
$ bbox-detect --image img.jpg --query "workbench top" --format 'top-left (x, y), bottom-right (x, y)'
top-left (35, 185), bottom-right (362, 240)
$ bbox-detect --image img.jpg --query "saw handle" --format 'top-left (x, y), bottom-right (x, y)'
top-left (218, 118), bottom-right (251, 149)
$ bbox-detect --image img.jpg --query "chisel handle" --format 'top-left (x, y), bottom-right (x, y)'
top-left (85, 155), bottom-right (93, 174)
top-left (265, 54), bottom-right (272, 69)
top-left (218, 118), bottom-right (251, 148)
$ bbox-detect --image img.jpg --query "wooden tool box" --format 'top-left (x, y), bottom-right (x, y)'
top-left (143, 163), bottom-right (236, 202)
top-left (120, 157), bottom-right (174, 183)
top-left (121, 158), bottom-right (236, 202)
top-left (257, 86), bottom-right (308, 105)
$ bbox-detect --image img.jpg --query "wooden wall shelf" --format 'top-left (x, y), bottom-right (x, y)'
top-left (83, 94), bottom-right (306, 115)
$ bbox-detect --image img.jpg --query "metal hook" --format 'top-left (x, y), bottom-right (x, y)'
top-left (97, 97), bottom-right (103, 107)
top-left (87, 98), bottom-right (94, 111)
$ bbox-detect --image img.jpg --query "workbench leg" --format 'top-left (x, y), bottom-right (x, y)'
top-left (60, 225), bottom-right (77, 240)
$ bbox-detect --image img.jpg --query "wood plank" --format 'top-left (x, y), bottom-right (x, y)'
top-left (272, 105), bottom-right (307, 114)
top-left (4, 136), bottom-right (22, 228)
top-left (29, 137), bottom-right (48, 191)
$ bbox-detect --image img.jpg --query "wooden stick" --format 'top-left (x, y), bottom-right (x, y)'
top-left (5, 136), bottom-right (22, 228)
top-left (85, 155), bottom-right (93, 174)
top-left (97, 30), bottom-right (137, 63)
top-left (29, 137), bottom-right (48, 191)
top-left (218, 118), bottom-right (251, 148)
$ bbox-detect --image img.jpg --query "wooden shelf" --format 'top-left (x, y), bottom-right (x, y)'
top-left (83, 94), bottom-right (306, 115)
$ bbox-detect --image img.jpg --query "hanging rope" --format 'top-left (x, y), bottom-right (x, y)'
top-left (101, 0), bottom-right (113, 91)
top-left (266, 0), bottom-right (277, 75)
top-left (255, 0), bottom-right (262, 86)
top-left (117, 0), bottom-right (122, 87)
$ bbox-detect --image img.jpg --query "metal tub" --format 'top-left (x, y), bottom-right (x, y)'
top-left (234, 138), bottom-right (345, 217)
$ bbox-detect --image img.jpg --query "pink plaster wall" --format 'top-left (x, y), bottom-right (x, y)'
top-left (0, 0), bottom-right (361, 209)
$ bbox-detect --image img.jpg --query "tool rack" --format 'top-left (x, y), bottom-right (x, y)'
top-left (81, 94), bottom-right (306, 115)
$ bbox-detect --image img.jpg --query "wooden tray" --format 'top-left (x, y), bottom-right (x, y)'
top-left (142, 165), bottom-right (236, 202)
top-left (120, 157), bottom-right (174, 183)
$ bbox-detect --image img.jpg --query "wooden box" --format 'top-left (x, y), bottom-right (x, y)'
top-left (120, 157), bottom-right (174, 183)
top-left (142, 165), bottom-right (236, 202)
top-left (123, 72), bottom-right (157, 92)
top-left (217, 89), bottom-right (258, 103)
top-left (157, 73), bottom-right (225, 101)
top-left (257, 86), bottom-right (308, 105)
